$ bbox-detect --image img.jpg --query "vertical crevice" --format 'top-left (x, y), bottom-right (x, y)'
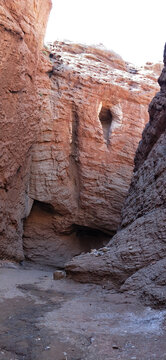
top-left (69, 103), bottom-right (80, 205)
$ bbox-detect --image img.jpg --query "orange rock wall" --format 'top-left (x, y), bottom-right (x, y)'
top-left (0, 0), bottom-right (51, 260)
top-left (0, 1), bottom-right (160, 265)
top-left (23, 42), bottom-right (160, 266)
top-left (66, 60), bottom-right (166, 307)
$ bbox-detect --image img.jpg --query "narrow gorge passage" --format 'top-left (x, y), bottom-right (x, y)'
top-left (0, 1), bottom-right (166, 359)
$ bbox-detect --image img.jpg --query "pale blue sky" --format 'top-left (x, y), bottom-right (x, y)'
top-left (45, 0), bottom-right (166, 65)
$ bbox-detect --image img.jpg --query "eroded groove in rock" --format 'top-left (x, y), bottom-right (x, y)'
top-left (69, 104), bottom-right (80, 205)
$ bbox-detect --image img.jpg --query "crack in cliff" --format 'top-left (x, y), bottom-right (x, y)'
top-left (0, 23), bottom-right (23, 39)
top-left (69, 103), bottom-right (80, 207)
top-left (9, 89), bottom-right (24, 94)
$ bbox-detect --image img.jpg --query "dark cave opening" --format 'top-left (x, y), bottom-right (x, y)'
top-left (33, 200), bottom-right (56, 214)
top-left (99, 107), bottom-right (112, 144)
top-left (72, 224), bottom-right (114, 252)
top-left (23, 200), bottom-right (115, 267)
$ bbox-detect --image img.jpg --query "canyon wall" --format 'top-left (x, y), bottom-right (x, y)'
top-left (66, 52), bottom-right (166, 306)
top-left (23, 41), bottom-right (159, 266)
top-left (0, 0), bottom-right (161, 266)
top-left (0, 0), bottom-right (51, 260)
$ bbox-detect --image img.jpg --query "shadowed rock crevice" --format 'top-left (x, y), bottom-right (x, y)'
top-left (69, 104), bottom-right (80, 205)
top-left (72, 224), bottom-right (112, 250)
top-left (32, 200), bottom-right (56, 214)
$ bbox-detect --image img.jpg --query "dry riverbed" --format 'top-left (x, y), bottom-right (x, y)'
top-left (0, 262), bottom-right (166, 360)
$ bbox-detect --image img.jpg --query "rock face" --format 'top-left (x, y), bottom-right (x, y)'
top-left (23, 41), bottom-right (160, 266)
top-left (0, 0), bottom-right (160, 266)
top-left (0, 0), bottom-right (51, 260)
top-left (66, 49), bottom-right (166, 305)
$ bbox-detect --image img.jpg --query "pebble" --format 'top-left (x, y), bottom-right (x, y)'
top-left (102, 247), bottom-right (108, 252)
top-left (45, 346), bottom-right (50, 350)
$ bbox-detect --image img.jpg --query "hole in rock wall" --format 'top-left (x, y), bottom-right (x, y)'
top-left (72, 224), bottom-right (114, 252)
top-left (23, 201), bottom-right (114, 267)
top-left (99, 107), bottom-right (113, 144)
top-left (33, 200), bottom-right (56, 214)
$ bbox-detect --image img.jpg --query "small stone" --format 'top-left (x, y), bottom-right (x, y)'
top-left (102, 247), bottom-right (108, 252)
top-left (53, 270), bottom-right (66, 280)
top-left (45, 346), bottom-right (51, 350)
top-left (112, 344), bottom-right (119, 349)
top-left (90, 337), bottom-right (95, 343)
top-left (91, 249), bottom-right (97, 253)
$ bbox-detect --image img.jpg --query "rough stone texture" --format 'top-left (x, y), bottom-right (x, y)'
top-left (23, 41), bottom-right (159, 266)
top-left (0, 0), bottom-right (51, 260)
top-left (120, 258), bottom-right (166, 308)
top-left (66, 55), bottom-right (166, 304)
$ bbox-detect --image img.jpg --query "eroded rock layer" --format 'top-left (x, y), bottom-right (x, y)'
top-left (66, 51), bottom-right (166, 305)
top-left (23, 41), bottom-right (159, 266)
top-left (0, 0), bottom-right (51, 260)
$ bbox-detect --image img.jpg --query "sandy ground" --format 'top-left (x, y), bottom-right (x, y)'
top-left (0, 262), bottom-right (166, 360)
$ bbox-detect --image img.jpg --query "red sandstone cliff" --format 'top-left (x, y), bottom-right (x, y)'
top-left (23, 41), bottom-right (159, 266)
top-left (0, 1), bottom-right (161, 268)
top-left (0, 0), bottom-right (51, 260)
top-left (66, 50), bottom-right (166, 306)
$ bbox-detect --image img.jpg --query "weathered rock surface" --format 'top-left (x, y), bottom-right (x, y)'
top-left (0, 0), bottom-right (51, 260)
top-left (66, 49), bottom-right (166, 306)
top-left (23, 41), bottom-right (159, 266)
top-left (121, 258), bottom-right (166, 308)
top-left (0, 0), bottom-right (161, 266)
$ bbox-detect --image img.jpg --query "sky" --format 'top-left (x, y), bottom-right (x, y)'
top-left (45, 0), bottom-right (166, 66)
